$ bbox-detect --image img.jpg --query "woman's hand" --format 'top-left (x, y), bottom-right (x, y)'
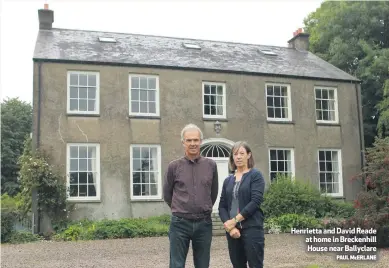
top-left (229, 228), bottom-right (241, 239)
top-left (223, 219), bottom-right (237, 231)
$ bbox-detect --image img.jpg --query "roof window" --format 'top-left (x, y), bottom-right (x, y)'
top-left (98, 37), bottom-right (116, 43)
top-left (259, 49), bottom-right (277, 56)
top-left (183, 43), bottom-right (201, 50)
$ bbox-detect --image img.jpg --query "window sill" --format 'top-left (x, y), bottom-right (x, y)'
top-left (67, 113), bottom-right (100, 117)
top-left (316, 122), bottom-right (340, 127)
top-left (267, 120), bottom-right (295, 125)
top-left (320, 193), bottom-right (344, 199)
top-left (130, 198), bottom-right (164, 202)
top-left (128, 115), bottom-right (161, 120)
top-left (203, 118), bottom-right (228, 122)
top-left (67, 198), bottom-right (101, 203)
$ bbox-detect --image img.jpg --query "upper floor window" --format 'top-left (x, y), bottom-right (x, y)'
top-left (203, 82), bottom-right (226, 119)
top-left (315, 87), bottom-right (338, 123)
top-left (66, 143), bottom-right (100, 201)
top-left (67, 71), bottom-right (100, 115)
top-left (129, 75), bottom-right (160, 116)
top-left (318, 149), bottom-right (343, 197)
top-left (130, 144), bottom-right (162, 200)
top-left (269, 148), bottom-right (295, 182)
top-left (266, 83), bottom-right (292, 121)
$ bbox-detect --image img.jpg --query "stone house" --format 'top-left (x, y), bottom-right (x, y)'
top-left (32, 5), bottom-right (364, 224)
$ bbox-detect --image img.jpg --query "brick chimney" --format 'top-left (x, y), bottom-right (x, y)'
top-left (288, 28), bottom-right (310, 51)
top-left (38, 4), bottom-right (54, 30)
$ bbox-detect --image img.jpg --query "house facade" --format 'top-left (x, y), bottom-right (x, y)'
top-left (32, 6), bottom-right (364, 222)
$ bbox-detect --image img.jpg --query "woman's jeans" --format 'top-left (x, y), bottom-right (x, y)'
top-left (226, 226), bottom-right (265, 268)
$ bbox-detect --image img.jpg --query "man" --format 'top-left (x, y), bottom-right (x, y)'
top-left (163, 123), bottom-right (219, 268)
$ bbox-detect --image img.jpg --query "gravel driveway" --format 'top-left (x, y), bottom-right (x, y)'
top-left (1, 234), bottom-right (388, 268)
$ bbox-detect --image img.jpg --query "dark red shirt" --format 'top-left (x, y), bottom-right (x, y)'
top-left (163, 156), bottom-right (219, 219)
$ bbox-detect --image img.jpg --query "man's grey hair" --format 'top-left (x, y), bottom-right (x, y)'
top-left (181, 124), bottom-right (204, 141)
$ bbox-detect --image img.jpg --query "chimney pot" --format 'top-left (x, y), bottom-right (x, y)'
top-left (38, 5), bottom-right (54, 30)
top-left (288, 28), bottom-right (310, 51)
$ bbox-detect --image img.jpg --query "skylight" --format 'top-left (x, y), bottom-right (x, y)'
top-left (98, 37), bottom-right (117, 43)
top-left (183, 43), bottom-right (201, 50)
top-left (259, 49), bottom-right (277, 56)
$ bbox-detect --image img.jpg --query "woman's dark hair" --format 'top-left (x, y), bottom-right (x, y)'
top-left (228, 141), bottom-right (255, 171)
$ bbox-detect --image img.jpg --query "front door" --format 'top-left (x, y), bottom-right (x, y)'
top-left (210, 158), bottom-right (230, 213)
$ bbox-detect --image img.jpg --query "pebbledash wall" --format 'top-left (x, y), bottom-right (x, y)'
top-left (32, 61), bottom-right (364, 221)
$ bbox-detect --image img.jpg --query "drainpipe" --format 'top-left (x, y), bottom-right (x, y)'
top-left (355, 82), bottom-right (365, 168)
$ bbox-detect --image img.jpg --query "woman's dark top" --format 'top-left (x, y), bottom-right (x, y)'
top-left (218, 168), bottom-right (265, 229)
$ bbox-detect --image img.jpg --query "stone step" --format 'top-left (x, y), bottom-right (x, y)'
top-left (212, 229), bottom-right (226, 236)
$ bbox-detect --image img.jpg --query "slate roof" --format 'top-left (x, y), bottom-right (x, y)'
top-left (33, 28), bottom-right (359, 82)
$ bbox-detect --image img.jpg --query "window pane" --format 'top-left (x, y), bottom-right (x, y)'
top-left (204, 95), bottom-right (210, 105)
top-left (70, 99), bottom-right (78, 111)
top-left (217, 105), bottom-right (223, 115)
top-left (267, 97), bottom-right (273, 106)
top-left (210, 85), bottom-right (216, 94)
top-left (322, 90), bottom-right (328, 99)
top-left (270, 160), bottom-right (277, 171)
top-left (79, 87), bottom-right (87, 98)
top-left (69, 184), bottom-right (78, 197)
top-left (70, 159), bottom-right (78, 171)
top-left (150, 184), bottom-right (158, 196)
top-left (79, 75), bottom-right (87, 86)
top-left (149, 102), bottom-right (156, 113)
top-left (281, 86), bottom-right (287, 96)
top-left (133, 184), bottom-right (141, 196)
top-left (70, 74), bottom-right (78, 85)
top-left (88, 88), bottom-right (96, 99)
top-left (143, 172), bottom-right (150, 183)
top-left (316, 100), bottom-right (321, 110)
top-left (141, 147), bottom-right (150, 158)
top-left (140, 77), bottom-right (147, 89)
top-left (270, 150), bottom-right (277, 160)
top-left (217, 85), bottom-right (223, 95)
top-left (316, 89), bottom-right (322, 99)
top-left (131, 77), bottom-right (139, 88)
top-left (70, 87), bottom-right (78, 98)
top-left (266, 85), bottom-right (273, 96)
top-left (88, 184), bottom-right (97, 196)
top-left (319, 161), bottom-right (326, 171)
top-left (210, 106), bottom-right (216, 115)
top-left (148, 91), bottom-right (155, 102)
top-left (87, 172), bottom-right (95, 183)
top-left (70, 147), bottom-right (78, 158)
top-left (274, 108), bottom-right (282, 118)
top-left (139, 102), bottom-right (147, 113)
top-left (328, 90), bottom-right (335, 99)
top-left (150, 173), bottom-right (156, 183)
top-left (204, 85), bottom-right (210, 94)
top-left (142, 184), bottom-right (149, 195)
top-left (277, 150), bottom-right (284, 160)
top-left (133, 159), bottom-right (141, 171)
top-left (131, 89), bottom-right (139, 101)
top-left (69, 172), bottom-right (78, 184)
top-left (274, 86), bottom-right (281, 96)
top-left (140, 90), bottom-right (147, 101)
top-left (87, 158), bottom-right (95, 171)
top-left (204, 105), bottom-right (210, 115)
top-left (88, 100), bottom-right (96, 112)
top-left (131, 101), bottom-right (139, 113)
top-left (268, 107), bottom-right (274, 118)
top-left (216, 96), bottom-right (223, 105)
top-left (319, 151), bottom-right (325, 161)
top-left (148, 78), bottom-right (156, 89)
top-left (79, 100), bottom-right (87, 111)
top-left (274, 97), bottom-right (281, 107)
top-left (88, 147), bottom-right (96, 158)
top-left (325, 151), bottom-right (332, 161)
top-left (210, 95), bottom-right (216, 105)
top-left (88, 75), bottom-right (96, 86)
top-left (79, 159), bottom-right (87, 171)
top-left (79, 147), bottom-right (87, 158)
top-left (79, 172), bottom-right (87, 183)
top-left (278, 161), bottom-right (285, 171)
top-left (133, 172), bottom-right (141, 183)
top-left (133, 147), bottom-right (140, 158)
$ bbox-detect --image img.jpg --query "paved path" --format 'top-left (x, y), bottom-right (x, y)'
top-left (1, 234), bottom-right (388, 267)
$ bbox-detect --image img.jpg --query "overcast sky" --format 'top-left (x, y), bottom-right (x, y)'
top-left (0, 0), bottom-right (323, 104)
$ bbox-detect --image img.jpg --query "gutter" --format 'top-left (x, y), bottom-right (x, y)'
top-left (32, 58), bottom-right (361, 84)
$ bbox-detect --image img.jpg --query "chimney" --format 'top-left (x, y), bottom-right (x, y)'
top-left (288, 28), bottom-right (310, 51)
top-left (38, 3), bottom-right (54, 30)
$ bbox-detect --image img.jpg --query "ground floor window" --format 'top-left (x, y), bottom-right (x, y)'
top-left (269, 148), bottom-right (294, 182)
top-left (130, 144), bottom-right (161, 199)
top-left (318, 149), bottom-right (342, 196)
top-left (66, 143), bottom-right (100, 201)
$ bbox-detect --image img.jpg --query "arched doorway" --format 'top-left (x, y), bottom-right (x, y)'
top-left (200, 138), bottom-right (234, 213)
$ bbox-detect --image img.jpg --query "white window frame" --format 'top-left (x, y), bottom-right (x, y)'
top-left (129, 74), bottom-right (160, 117)
top-left (67, 71), bottom-right (100, 115)
top-left (317, 149), bottom-right (343, 197)
top-left (130, 144), bottom-right (162, 200)
top-left (268, 148), bottom-right (295, 182)
top-left (66, 143), bottom-right (101, 202)
top-left (202, 82), bottom-right (227, 119)
top-left (265, 83), bottom-right (292, 122)
top-left (314, 86), bottom-right (339, 124)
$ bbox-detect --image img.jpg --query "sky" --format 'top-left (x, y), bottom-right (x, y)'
top-left (0, 0), bottom-right (323, 104)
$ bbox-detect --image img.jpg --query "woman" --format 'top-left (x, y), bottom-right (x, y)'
top-left (218, 141), bottom-right (266, 268)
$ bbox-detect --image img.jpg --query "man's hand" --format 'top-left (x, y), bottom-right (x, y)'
top-left (229, 228), bottom-right (241, 239)
top-left (224, 219), bottom-right (237, 231)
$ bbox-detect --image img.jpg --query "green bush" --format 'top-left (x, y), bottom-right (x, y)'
top-left (1, 193), bottom-right (22, 243)
top-left (265, 214), bottom-right (322, 233)
top-left (8, 231), bottom-right (41, 244)
top-left (53, 215), bottom-right (170, 241)
top-left (262, 175), bottom-right (356, 219)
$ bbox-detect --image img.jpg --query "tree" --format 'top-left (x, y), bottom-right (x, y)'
top-left (1, 97), bottom-right (32, 196)
top-left (377, 69), bottom-right (389, 137)
top-left (304, 1), bottom-right (389, 146)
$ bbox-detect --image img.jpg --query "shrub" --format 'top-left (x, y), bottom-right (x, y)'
top-left (1, 193), bottom-right (22, 243)
top-left (265, 214), bottom-right (322, 233)
top-left (347, 137), bottom-right (389, 248)
top-left (53, 215), bottom-right (170, 241)
top-left (8, 231), bottom-right (41, 244)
